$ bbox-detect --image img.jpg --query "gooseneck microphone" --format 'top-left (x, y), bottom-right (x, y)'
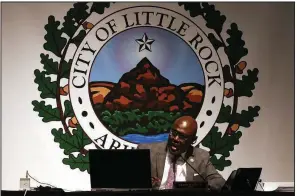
top-left (178, 147), bottom-right (222, 188)
top-left (179, 155), bottom-right (207, 182)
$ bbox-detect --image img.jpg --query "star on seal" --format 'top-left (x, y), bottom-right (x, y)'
top-left (135, 33), bottom-right (155, 52)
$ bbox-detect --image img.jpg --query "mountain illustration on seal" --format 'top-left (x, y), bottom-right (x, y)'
top-left (89, 57), bottom-right (205, 139)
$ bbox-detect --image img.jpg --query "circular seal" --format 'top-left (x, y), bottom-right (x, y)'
top-left (32, 2), bottom-right (260, 173)
top-left (69, 4), bottom-right (225, 149)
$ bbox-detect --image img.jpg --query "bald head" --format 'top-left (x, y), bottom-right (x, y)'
top-left (167, 116), bottom-right (198, 156)
top-left (172, 116), bottom-right (198, 136)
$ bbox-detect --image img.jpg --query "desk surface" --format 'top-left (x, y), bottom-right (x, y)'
top-left (1, 190), bottom-right (295, 196)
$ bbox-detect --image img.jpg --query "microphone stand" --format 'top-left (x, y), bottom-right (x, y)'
top-left (179, 154), bottom-right (220, 191)
top-left (179, 155), bottom-right (208, 186)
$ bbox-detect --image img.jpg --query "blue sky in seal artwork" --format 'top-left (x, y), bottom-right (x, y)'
top-left (90, 26), bottom-right (205, 85)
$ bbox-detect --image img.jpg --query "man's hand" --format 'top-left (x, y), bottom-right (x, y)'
top-left (151, 177), bottom-right (161, 188)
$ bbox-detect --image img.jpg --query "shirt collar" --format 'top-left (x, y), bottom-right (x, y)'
top-left (167, 151), bottom-right (186, 164)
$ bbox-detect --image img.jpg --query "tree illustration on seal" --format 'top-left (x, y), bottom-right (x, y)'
top-left (32, 2), bottom-right (260, 173)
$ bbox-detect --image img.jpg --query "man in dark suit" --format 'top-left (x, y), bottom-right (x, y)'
top-left (137, 116), bottom-right (225, 191)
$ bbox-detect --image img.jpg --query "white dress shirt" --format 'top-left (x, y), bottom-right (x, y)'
top-left (159, 151), bottom-right (187, 189)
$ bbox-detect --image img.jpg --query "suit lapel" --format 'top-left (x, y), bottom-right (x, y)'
top-left (186, 155), bottom-right (195, 181)
top-left (154, 142), bottom-right (167, 180)
top-left (154, 144), bottom-right (200, 182)
top-left (186, 146), bottom-right (200, 182)
top-left (156, 151), bottom-right (166, 180)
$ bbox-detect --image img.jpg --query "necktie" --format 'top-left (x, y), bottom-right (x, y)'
top-left (165, 161), bottom-right (175, 189)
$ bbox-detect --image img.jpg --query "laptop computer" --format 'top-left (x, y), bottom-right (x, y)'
top-left (89, 149), bottom-right (152, 191)
top-left (223, 168), bottom-right (262, 191)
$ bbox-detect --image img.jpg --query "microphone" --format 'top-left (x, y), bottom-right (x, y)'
top-left (172, 155), bottom-right (209, 190)
top-left (179, 154), bottom-right (222, 191)
top-left (179, 155), bottom-right (207, 182)
top-left (257, 179), bottom-right (264, 191)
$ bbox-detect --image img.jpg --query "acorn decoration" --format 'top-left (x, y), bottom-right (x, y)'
top-left (83, 21), bottom-right (94, 30)
top-left (69, 116), bottom-right (78, 128)
top-left (235, 61), bottom-right (247, 74)
top-left (60, 84), bottom-right (69, 96)
top-left (227, 123), bottom-right (239, 135)
top-left (224, 88), bottom-right (233, 98)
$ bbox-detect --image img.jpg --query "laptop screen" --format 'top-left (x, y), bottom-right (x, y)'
top-left (231, 168), bottom-right (262, 191)
top-left (89, 149), bottom-right (152, 189)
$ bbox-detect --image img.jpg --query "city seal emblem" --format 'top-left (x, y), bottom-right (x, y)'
top-left (32, 2), bottom-right (260, 173)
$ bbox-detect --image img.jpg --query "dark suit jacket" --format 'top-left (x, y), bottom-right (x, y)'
top-left (137, 142), bottom-right (226, 191)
